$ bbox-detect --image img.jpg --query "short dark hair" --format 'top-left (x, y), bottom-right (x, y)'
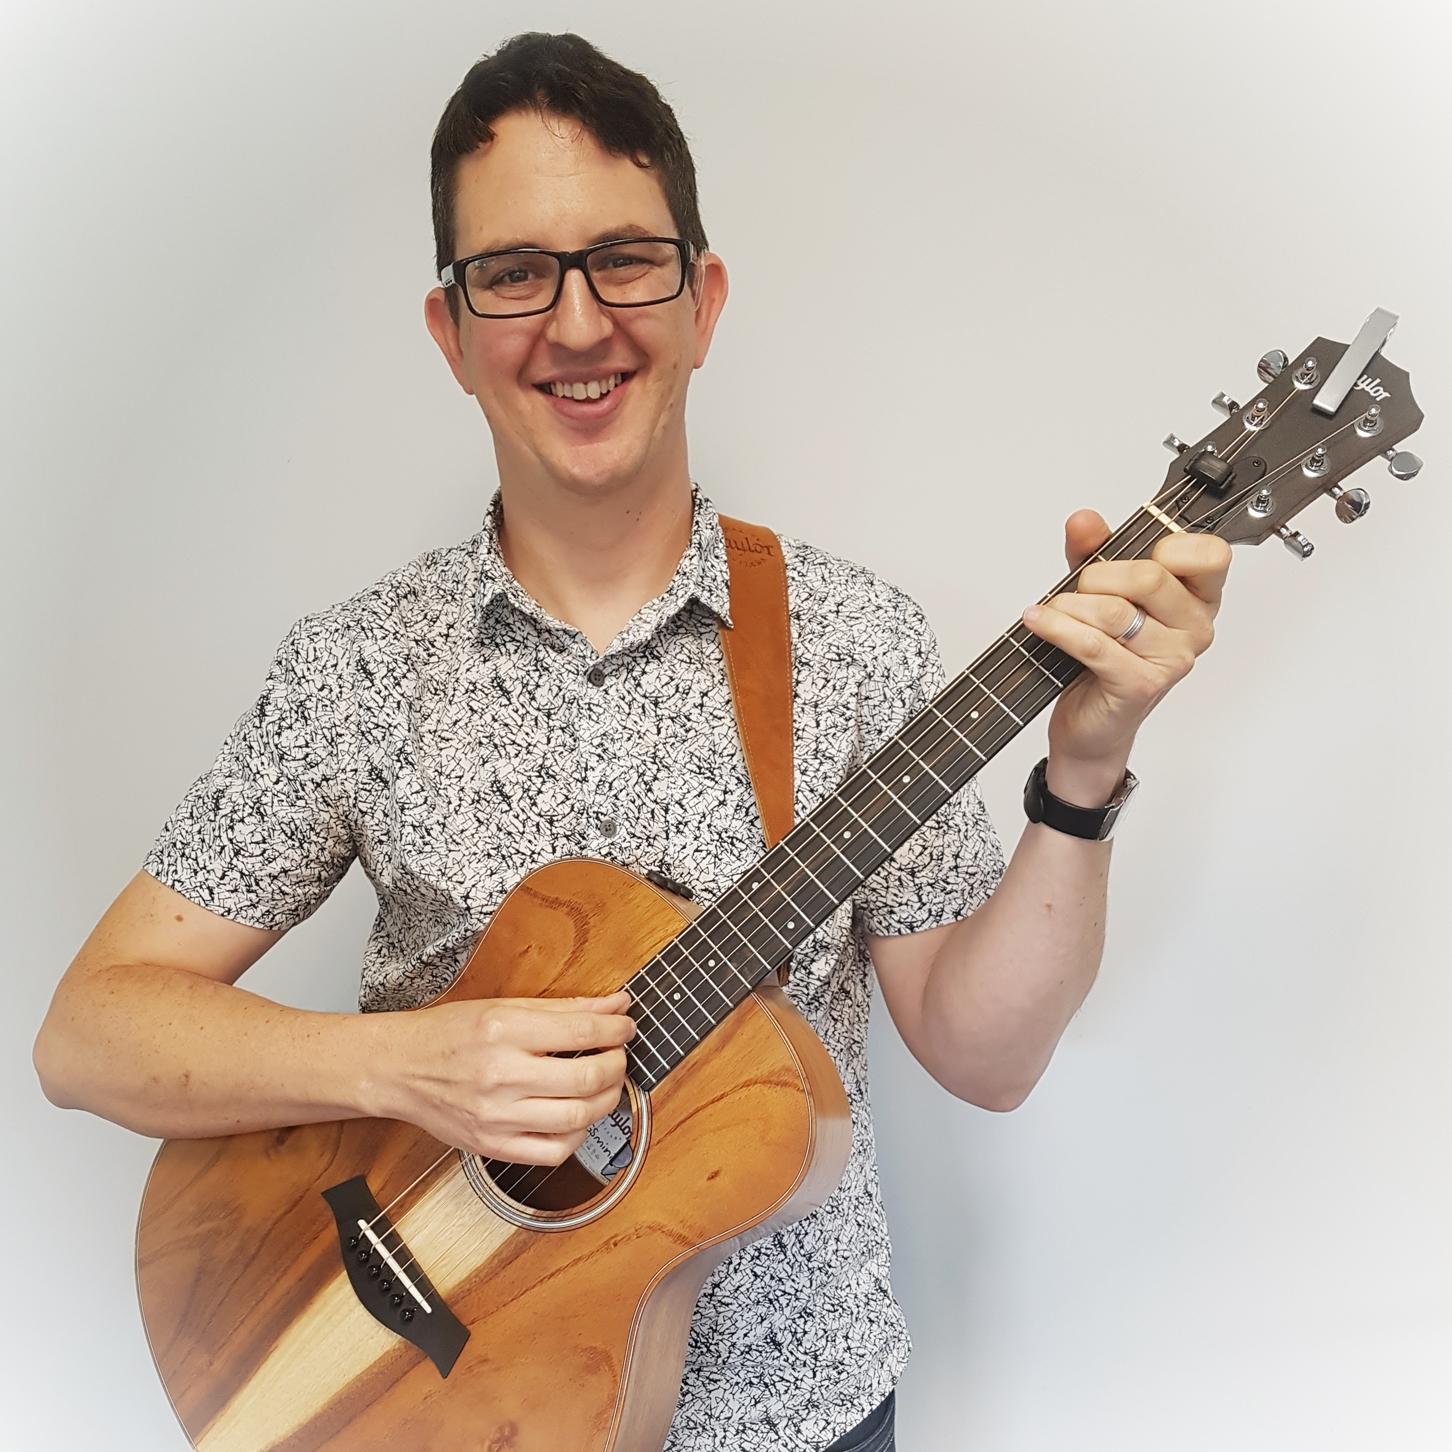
top-left (430, 32), bottom-right (710, 327)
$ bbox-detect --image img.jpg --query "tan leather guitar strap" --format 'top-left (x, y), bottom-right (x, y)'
top-left (716, 514), bottom-right (796, 986)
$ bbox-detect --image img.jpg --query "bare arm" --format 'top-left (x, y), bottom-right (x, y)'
top-left (33, 870), bottom-right (637, 1164)
top-left (32, 870), bottom-right (395, 1137)
top-left (870, 757), bottom-right (1117, 1111)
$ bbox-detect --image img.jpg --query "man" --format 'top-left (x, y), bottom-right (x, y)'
top-left (32, 31), bottom-right (1229, 1452)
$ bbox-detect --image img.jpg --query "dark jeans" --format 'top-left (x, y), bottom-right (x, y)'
top-left (822, 1388), bottom-right (896, 1451)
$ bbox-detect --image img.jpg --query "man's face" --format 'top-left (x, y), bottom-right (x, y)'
top-left (424, 108), bottom-right (727, 501)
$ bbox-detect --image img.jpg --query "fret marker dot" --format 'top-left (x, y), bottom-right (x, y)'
top-left (673, 992), bottom-right (682, 1001)
top-left (708, 958), bottom-right (716, 967)
top-left (842, 829), bottom-right (852, 838)
top-left (787, 921), bottom-right (796, 930)
top-left (970, 710), bottom-right (980, 720)
top-left (901, 774), bottom-right (910, 783)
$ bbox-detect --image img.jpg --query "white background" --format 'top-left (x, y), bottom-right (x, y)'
top-left (4, 1), bottom-right (1449, 1447)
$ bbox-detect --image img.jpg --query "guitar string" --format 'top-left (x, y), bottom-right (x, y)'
top-left (370, 471), bottom-right (1230, 1288)
top-left (369, 407), bottom-right (1317, 1281)
top-left (470, 393), bottom-right (1342, 1210)
top-left (367, 398), bottom-right (1358, 1277)
top-left (368, 402), bottom-right (1318, 1276)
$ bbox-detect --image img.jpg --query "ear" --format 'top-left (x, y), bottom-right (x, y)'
top-left (690, 251), bottom-right (729, 370)
top-left (423, 286), bottom-right (476, 396)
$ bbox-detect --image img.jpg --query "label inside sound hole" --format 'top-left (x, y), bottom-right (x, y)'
top-left (576, 1097), bottom-right (634, 1182)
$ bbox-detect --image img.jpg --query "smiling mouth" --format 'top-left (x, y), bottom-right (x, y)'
top-left (532, 369), bottom-right (638, 405)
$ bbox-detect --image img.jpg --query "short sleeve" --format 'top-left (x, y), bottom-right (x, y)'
top-left (853, 596), bottom-right (1007, 938)
top-left (141, 614), bottom-right (357, 932)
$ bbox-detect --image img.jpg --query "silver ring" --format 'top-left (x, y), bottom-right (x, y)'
top-left (1116, 606), bottom-right (1147, 643)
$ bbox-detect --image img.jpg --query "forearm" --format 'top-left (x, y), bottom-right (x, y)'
top-left (919, 754), bottom-right (1125, 1109)
top-left (33, 962), bottom-right (395, 1139)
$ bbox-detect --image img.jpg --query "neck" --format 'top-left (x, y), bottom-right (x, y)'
top-left (495, 473), bottom-right (695, 651)
top-left (619, 500), bottom-right (1188, 1091)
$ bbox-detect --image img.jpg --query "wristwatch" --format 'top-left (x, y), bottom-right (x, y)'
top-left (1023, 756), bottom-right (1139, 841)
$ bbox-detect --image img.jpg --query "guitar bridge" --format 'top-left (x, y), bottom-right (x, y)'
top-left (322, 1175), bottom-right (469, 1377)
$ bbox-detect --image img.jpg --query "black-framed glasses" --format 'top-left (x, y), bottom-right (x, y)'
top-left (440, 236), bottom-right (696, 319)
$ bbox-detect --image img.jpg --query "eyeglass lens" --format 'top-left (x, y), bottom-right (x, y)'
top-left (463, 240), bottom-right (683, 316)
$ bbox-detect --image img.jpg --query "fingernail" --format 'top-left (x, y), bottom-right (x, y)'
top-left (1023, 605), bottom-right (1042, 624)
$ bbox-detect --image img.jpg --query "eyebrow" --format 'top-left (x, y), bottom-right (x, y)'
top-left (473, 222), bottom-right (657, 255)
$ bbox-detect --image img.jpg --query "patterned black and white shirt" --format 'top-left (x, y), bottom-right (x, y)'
top-left (141, 481), bottom-right (1007, 1451)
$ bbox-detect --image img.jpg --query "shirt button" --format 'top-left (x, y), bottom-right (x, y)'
top-left (597, 816), bottom-right (618, 838)
top-left (587, 664), bottom-right (606, 686)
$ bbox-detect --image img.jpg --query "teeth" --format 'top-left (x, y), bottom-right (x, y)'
top-left (547, 372), bottom-right (623, 400)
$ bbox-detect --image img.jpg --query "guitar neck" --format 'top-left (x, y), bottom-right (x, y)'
top-left (623, 501), bottom-right (1184, 1091)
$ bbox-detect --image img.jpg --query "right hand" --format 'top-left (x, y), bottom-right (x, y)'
top-left (382, 989), bottom-right (638, 1165)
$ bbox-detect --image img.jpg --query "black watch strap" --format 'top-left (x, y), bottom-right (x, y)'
top-left (1023, 756), bottom-right (1138, 841)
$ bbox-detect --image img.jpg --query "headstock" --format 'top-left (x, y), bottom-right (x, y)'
top-left (1151, 308), bottom-right (1424, 557)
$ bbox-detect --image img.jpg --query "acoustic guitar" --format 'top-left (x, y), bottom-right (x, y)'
top-left (136, 310), bottom-right (1424, 1449)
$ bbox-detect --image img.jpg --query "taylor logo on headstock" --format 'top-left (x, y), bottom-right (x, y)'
top-left (1355, 374), bottom-right (1391, 401)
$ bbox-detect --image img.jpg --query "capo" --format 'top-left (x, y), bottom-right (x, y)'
top-left (1313, 306), bottom-right (1398, 416)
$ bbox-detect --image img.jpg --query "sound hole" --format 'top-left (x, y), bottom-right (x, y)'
top-left (472, 1086), bottom-right (637, 1214)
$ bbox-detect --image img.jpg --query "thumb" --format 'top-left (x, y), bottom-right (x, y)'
top-left (1065, 508), bottom-right (1112, 571)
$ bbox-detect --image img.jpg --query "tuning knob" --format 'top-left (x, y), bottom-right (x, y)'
top-left (1258, 350), bottom-right (1289, 383)
top-left (1385, 449), bottom-right (1423, 480)
top-left (1328, 485), bottom-right (1371, 523)
top-left (1163, 433), bottom-right (1188, 454)
top-left (1212, 391), bottom-right (1241, 414)
top-left (1276, 524), bottom-right (1314, 558)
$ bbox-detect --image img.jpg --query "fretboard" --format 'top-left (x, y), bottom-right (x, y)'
top-left (623, 503), bottom-right (1180, 1090)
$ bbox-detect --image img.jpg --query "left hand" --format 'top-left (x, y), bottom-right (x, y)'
top-left (1020, 508), bottom-right (1232, 801)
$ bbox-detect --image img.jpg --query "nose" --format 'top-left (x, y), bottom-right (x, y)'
top-left (543, 264), bottom-right (615, 352)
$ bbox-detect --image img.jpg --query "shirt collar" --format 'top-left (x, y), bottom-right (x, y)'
top-left (473, 481), bottom-right (734, 642)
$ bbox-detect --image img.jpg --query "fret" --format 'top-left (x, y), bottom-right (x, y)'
top-left (649, 947), bottom-right (722, 1030)
top-left (773, 834), bottom-right (843, 915)
top-left (859, 763), bottom-right (924, 831)
top-left (704, 892), bottom-right (775, 976)
top-left (627, 1031), bottom-right (671, 1076)
top-left (666, 938), bottom-right (737, 1011)
top-left (661, 926), bottom-right (751, 1009)
top-left (885, 734), bottom-right (950, 793)
top-left (627, 963), bottom-right (695, 1053)
top-left (733, 878), bottom-right (795, 949)
top-left (1002, 629), bottom-right (1067, 687)
top-left (963, 668), bottom-right (1024, 727)
top-left (831, 788), bottom-right (895, 854)
top-left (630, 504), bottom-right (1184, 1088)
top-left (922, 701), bottom-right (985, 760)
top-left (800, 813), bottom-right (867, 879)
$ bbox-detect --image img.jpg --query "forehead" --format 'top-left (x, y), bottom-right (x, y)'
top-left (453, 108), bottom-right (674, 256)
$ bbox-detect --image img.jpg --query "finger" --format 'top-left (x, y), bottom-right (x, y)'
top-left (521, 1044), bottom-right (629, 1100)
top-left (492, 1130), bottom-right (587, 1166)
top-left (1039, 592), bottom-right (1172, 658)
top-left (1023, 598), bottom-right (1152, 685)
top-left (497, 1002), bottom-right (638, 1054)
top-left (509, 1080), bottom-right (626, 1135)
top-left (529, 990), bottom-right (633, 1009)
top-left (1065, 509), bottom-right (1112, 571)
top-left (1148, 532), bottom-right (1232, 609)
top-left (1075, 556), bottom-right (1209, 635)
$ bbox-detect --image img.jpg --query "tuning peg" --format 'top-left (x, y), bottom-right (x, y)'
top-left (1258, 350), bottom-right (1289, 383)
top-left (1163, 433), bottom-right (1188, 454)
top-left (1327, 485), bottom-right (1371, 523)
top-left (1212, 391), bottom-right (1241, 414)
top-left (1385, 449), bottom-right (1423, 480)
top-left (1276, 524), bottom-right (1314, 558)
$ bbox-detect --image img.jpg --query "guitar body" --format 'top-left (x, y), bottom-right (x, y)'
top-left (136, 857), bottom-right (852, 1450)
